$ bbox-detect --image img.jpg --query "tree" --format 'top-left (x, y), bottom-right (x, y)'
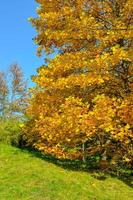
top-left (0, 63), bottom-right (28, 118)
top-left (0, 72), bottom-right (8, 117)
top-left (9, 63), bottom-right (28, 117)
top-left (24, 0), bottom-right (133, 167)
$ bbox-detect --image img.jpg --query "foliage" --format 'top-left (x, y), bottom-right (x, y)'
top-left (9, 63), bottom-right (28, 116)
top-left (0, 143), bottom-right (133, 200)
top-left (0, 117), bottom-right (22, 145)
top-left (0, 63), bottom-right (28, 118)
top-left (23, 0), bottom-right (133, 168)
top-left (0, 64), bottom-right (28, 146)
top-left (0, 72), bottom-right (8, 117)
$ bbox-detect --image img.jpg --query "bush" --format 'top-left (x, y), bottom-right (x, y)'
top-left (0, 118), bottom-right (21, 145)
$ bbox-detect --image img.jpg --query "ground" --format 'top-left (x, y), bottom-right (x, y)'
top-left (0, 143), bottom-right (133, 200)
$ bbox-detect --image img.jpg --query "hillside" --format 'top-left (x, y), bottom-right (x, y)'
top-left (0, 143), bottom-right (133, 200)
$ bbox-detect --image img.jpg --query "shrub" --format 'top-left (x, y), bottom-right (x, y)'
top-left (0, 118), bottom-right (21, 145)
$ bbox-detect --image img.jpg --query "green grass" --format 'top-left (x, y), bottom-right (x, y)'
top-left (0, 143), bottom-right (133, 200)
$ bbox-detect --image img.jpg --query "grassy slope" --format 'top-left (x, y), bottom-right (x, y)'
top-left (0, 143), bottom-right (133, 200)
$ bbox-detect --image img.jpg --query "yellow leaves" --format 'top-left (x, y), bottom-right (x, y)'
top-left (62, 6), bottom-right (74, 16)
top-left (23, 0), bottom-right (133, 164)
top-left (104, 125), bottom-right (114, 133)
top-left (111, 45), bottom-right (120, 53)
top-left (80, 15), bottom-right (95, 27)
top-left (53, 74), bottom-right (105, 90)
top-left (125, 124), bottom-right (130, 130)
top-left (124, 157), bottom-right (131, 163)
top-left (19, 123), bottom-right (24, 128)
top-left (93, 94), bottom-right (106, 103)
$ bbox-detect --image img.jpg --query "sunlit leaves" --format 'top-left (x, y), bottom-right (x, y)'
top-left (24, 0), bottom-right (133, 167)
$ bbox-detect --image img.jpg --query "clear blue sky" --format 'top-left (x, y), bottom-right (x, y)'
top-left (0, 0), bottom-right (44, 85)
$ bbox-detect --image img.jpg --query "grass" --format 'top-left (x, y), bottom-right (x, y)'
top-left (0, 143), bottom-right (133, 200)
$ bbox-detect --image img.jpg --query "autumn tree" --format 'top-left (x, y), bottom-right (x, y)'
top-left (24, 0), bottom-right (133, 167)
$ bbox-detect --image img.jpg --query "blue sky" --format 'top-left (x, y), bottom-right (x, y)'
top-left (0, 0), bottom-right (44, 85)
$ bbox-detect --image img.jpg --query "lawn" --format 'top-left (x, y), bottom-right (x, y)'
top-left (0, 143), bottom-right (133, 200)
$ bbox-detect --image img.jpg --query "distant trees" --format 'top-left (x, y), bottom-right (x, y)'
top-left (0, 63), bottom-right (28, 118)
top-left (9, 63), bottom-right (28, 116)
top-left (0, 72), bottom-right (8, 117)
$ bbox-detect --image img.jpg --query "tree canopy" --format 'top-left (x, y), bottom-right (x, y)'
top-left (23, 0), bottom-right (133, 167)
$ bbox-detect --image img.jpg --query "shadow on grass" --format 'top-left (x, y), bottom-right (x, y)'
top-left (19, 146), bottom-right (133, 188)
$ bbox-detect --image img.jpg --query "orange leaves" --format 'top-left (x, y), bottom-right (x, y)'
top-left (22, 0), bottom-right (133, 165)
top-left (118, 96), bottom-right (133, 125)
